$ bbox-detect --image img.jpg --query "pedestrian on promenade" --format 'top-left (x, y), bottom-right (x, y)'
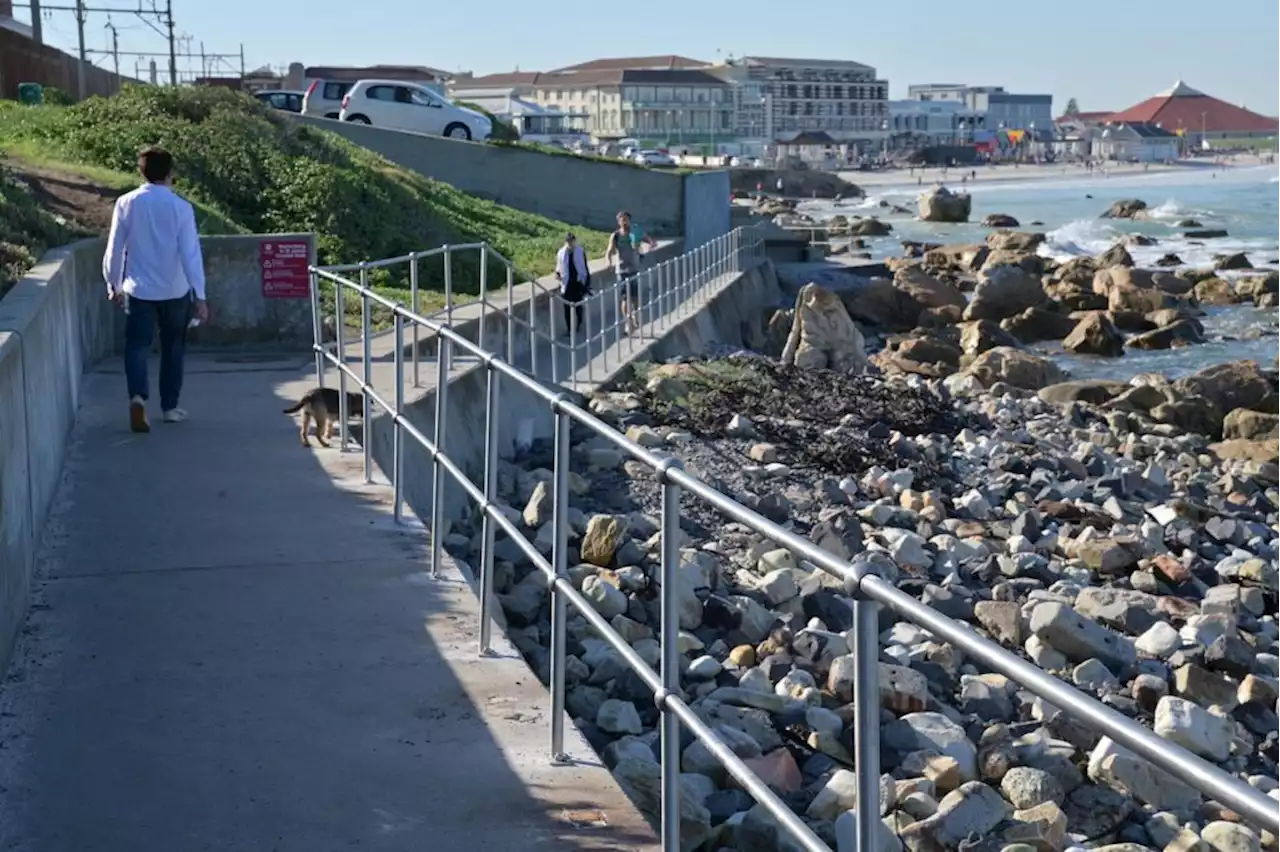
top-left (555, 231), bottom-right (591, 335)
top-left (605, 211), bottom-right (656, 336)
top-left (103, 146), bottom-right (209, 433)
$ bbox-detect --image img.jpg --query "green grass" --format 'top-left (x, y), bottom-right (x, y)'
top-left (1204, 137), bottom-right (1278, 151)
top-left (0, 85), bottom-right (610, 306)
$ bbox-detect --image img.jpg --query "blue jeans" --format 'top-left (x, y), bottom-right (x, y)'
top-left (123, 295), bottom-right (190, 410)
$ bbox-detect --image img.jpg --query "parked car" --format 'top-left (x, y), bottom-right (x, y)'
top-left (301, 79), bottom-right (354, 119)
top-left (254, 89), bottom-right (304, 113)
top-left (338, 80), bottom-right (492, 141)
top-left (633, 149), bottom-right (676, 168)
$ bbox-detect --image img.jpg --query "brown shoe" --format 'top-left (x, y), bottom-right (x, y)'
top-left (129, 396), bottom-right (150, 433)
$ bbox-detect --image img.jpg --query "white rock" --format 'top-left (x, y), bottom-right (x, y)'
top-left (581, 574), bottom-right (628, 620)
top-left (1201, 821), bottom-right (1262, 852)
top-left (1087, 736), bottom-right (1202, 811)
top-left (807, 769), bottom-right (861, 820)
top-left (687, 655), bottom-right (722, 679)
top-left (757, 568), bottom-right (799, 605)
top-left (1153, 696), bottom-right (1233, 762)
top-left (1135, 621), bottom-right (1182, 658)
top-left (881, 527), bottom-right (932, 569)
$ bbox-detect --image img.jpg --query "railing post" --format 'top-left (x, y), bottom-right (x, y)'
top-left (550, 291), bottom-right (560, 384)
top-left (659, 459), bottom-right (684, 852)
top-left (410, 252), bottom-right (421, 388)
top-left (335, 277), bottom-right (350, 452)
top-left (549, 401), bottom-right (571, 763)
top-left (506, 265), bottom-right (516, 364)
top-left (598, 290), bottom-right (608, 375)
top-left (431, 335), bottom-right (451, 579)
top-left (852, 564), bottom-right (883, 852)
top-left (393, 311), bottom-right (405, 524)
top-left (532, 280), bottom-right (542, 382)
top-left (443, 245), bottom-right (454, 330)
top-left (583, 294), bottom-right (593, 384)
top-left (360, 284), bottom-right (374, 485)
top-left (478, 363), bottom-right (500, 655)
top-left (612, 275), bottom-right (622, 349)
top-left (478, 243), bottom-right (488, 352)
top-left (309, 268), bottom-right (324, 387)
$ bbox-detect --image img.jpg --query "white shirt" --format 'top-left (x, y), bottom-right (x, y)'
top-left (102, 183), bottom-right (207, 301)
top-left (555, 244), bottom-right (590, 293)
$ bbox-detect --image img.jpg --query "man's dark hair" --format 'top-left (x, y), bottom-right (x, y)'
top-left (565, 232), bottom-right (576, 241)
top-left (616, 210), bottom-right (630, 219)
top-left (138, 147), bottom-right (174, 183)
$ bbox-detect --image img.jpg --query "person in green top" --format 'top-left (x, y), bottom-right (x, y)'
top-left (605, 210), bottom-right (656, 335)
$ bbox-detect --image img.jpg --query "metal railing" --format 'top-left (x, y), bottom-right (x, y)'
top-left (307, 234), bottom-right (1279, 851)
top-left (314, 226), bottom-right (767, 393)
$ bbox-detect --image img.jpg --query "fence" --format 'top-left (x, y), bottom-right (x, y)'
top-left (308, 232), bottom-right (1279, 851)
top-left (0, 29), bottom-right (130, 101)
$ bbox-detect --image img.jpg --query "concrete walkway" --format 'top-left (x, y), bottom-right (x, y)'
top-left (0, 352), bottom-right (659, 852)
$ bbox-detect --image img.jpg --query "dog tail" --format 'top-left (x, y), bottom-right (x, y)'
top-left (281, 399), bottom-right (307, 414)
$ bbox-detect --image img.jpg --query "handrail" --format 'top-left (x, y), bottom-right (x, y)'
top-left (309, 222), bottom-right (1279, 847)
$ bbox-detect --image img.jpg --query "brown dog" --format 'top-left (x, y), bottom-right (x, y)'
top-left (282, 387), bottom-right (364, 447)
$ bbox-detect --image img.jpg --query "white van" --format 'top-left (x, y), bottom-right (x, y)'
top-left (338, 79), bottom-right (492, 141)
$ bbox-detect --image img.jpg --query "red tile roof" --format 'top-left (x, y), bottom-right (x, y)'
top-left (1106, 81), bottom-right (1277, 134)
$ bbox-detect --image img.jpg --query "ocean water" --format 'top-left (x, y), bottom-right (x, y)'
top-left (798, 166), bottom-right (1280, 382)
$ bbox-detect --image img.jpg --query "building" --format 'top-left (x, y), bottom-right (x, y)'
top-left (1093, 122), bottom-right (1181, 162)
top-left (714, 56), bottom-right (889, 144)
top-left (907, 84), bottom-right (1053, 141)
top-left (449, 58), bottom-right (727, 142)
top-left (888, 98), bottom-right (965, 147)
top-left (1104, 80), bottom-right (1278, 143)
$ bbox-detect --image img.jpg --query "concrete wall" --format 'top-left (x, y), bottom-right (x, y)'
top-left (0, 232), bottom-right (316, 673)
top-left (371, 258), bottom-right (782, 530)
top-left (289, 115), bottom-right (732, 247)
top-left (681, 170), bottom-right (732, 250)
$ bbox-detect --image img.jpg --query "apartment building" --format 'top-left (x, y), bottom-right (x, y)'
top-left (713, 56), bottom-right (889, 143)
top-left (907, 83), bottom-right (1053, 139)
top-left (450, 57), bottom-right (729, 141)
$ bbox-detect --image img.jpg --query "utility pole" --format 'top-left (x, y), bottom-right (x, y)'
top-left (105, 19), bottom-right (120, 81)
top-left (165, 0), bottom-right (176, 85)
top-left (30, 0), bottom-right (43, 43)
top-left (74, 0), bottom-right (87, 100)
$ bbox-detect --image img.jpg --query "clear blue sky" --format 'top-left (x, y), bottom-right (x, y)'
top-left (27, 0), bottom-right (1280, 115)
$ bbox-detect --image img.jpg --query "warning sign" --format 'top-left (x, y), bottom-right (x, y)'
top-left (260, 239), bottom-right (311, 299)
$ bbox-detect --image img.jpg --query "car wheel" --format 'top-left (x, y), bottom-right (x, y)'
top-left (444, 123), bottom-right (472, 141)
top-left (346, 114), bottom-right (371, 124)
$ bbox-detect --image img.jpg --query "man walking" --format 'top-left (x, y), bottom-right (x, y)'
top-left (605, 211), bottom-right (656, 335)
top-left (103, 146), bottom-right (209, 433)
top-left (554, 232), bottom-right (590, 335)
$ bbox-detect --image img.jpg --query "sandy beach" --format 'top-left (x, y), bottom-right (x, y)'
top-left (837, 153), bottom-right (1274, 194)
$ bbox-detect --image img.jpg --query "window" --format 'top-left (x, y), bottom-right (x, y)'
top-left (322, 81), bottom-right (352, 100)
top-left (365, 85), bottom-right (399, 102)
top-left (409, 88), bottom-right (437, 107)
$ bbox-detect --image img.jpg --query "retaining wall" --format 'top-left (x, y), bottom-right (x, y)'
top-left (372, 259), bottom-right (782, 530)
top-left (288, 115), bottom-right (732, 247)
top-left (0, 232), bottom-right (316, 673)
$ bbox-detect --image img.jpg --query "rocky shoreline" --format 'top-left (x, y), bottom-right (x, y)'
top-left (443, 320), bottom-right (1279, 851)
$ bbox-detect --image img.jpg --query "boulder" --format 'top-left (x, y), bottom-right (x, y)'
top-left (1063, 312), bottom-right (1125, 357)
top-left (840, 278), bottom-right (920, 331)
top-left (1237, 271), bottom-right (1278, 302)
top-left (1154, 252), bottom-right (1184, 267)
top-left (1153, 696), bottom-right (1232, 762)
top-left (982, 214), bottom-right (1021, 228)
top-left (1210, 438), bottom-right (1280, 464)
top-left (1038, 380), bottom-right (1128, 405)
top-left (964, 265), bottom-right (1047, 321)
top-left (1001, 306), bottom-right (1076, 342)
top-left (1150, 397), bottom-right (1224, 437)
top-left (1096, 243), bottom-right (1135, 268)
top-left (919, 186), bottom-right (972, 223)
top-left (1052, 256), bottom-right (1098, 288)
top-left (1185, 228), bottom-right (1229, 239)
top-left (1100, 199), bottom-right (1147, 219)
top-left (781, 283), bottom-right (869, 373)
top-left (581, 515), bottom-right (626, 567)
top-left (923, 243), bottom-right (990, 272)
top-left (1193, 277), bottom-right (1239, 305)
top-left (614, 758), bottom-right (713, 851)
top-left (958, 320), bottom-right (1021, 355)
top-left (1222, 407), bottom-right (1280, 441)
top-left (894, 266), bottom-right (966, 310)
top-left (1093, 266), bottom-right (1156, 297)
top-left (986, 230), bottom-right (1045, 253)
top-left (850, 217), bottom-right (893, 237)
top-left (1087, 737), bottom-right (1202, 811)
top-left (964, 347), bottom-right (1066, 391)
top-left (1127, 319), bottom-right (1205, 350)
top-left (1109, 286), bottom-right (1175, 314)
top-left (1215, 251), bottom-right (1252, 271)
top-left (1123, 233), bottom-right (1159, 246)
top-left (877, 335), bottom-right (963, 376)
top-left (1174, 360), bottom-right (1279, 418)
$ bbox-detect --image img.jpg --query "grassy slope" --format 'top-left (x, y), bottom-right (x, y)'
top-left (0, 86), bottom-right (610, 311)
